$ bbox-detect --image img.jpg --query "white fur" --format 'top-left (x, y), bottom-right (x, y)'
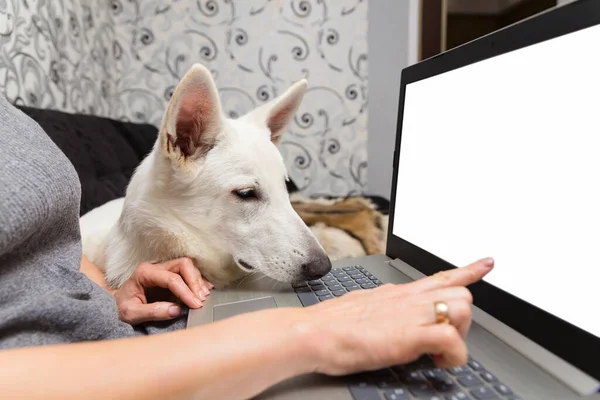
top-left (81, 64), bottom-right (331, 289)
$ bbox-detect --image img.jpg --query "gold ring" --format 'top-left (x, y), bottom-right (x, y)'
top-left (434, 301), bottom-right (450, 324)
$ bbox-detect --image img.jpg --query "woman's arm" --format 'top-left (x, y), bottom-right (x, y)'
top-left (1, 258), bottom-right (492, 400)
top-left (80, 255), bottom-right (115, 294)
top-left (1, 307), bottom-right (309, 400)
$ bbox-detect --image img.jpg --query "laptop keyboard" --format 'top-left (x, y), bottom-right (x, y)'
top-left (292, 265), bottom-right (383, 307)
top-left (292, 265), bottom-right (521, 400)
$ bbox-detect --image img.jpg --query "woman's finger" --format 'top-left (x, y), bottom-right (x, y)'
top-left (163, 258), bottom-right (209, 300)
top-left (405, 258), bottom-right (494, 295)
top-left (119, 301), bottom-right (182, 325)
top-left (138, 268), bottom-right (203, 309)
top-left (414, 286), bottom-right (473, 305)
top-left (414, 324), bottom-right (468, 369)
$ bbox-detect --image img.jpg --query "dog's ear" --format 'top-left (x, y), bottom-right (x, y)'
top-left (244, 79), bottom-right (308, 145)
top-left (161, 64), bottom-right (222, 159)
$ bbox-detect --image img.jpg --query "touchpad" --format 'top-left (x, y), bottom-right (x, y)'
top-left (212, 296), bottom-right (278, 322)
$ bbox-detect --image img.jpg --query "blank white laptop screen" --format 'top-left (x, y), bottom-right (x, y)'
top-left (393, 23), bottom-right (600, 339)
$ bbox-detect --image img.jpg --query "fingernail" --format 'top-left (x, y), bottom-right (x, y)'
top-left (203, 286), bottom-right (210, 295)
top-left (482, 258), bottom-right (494, 268)
top-left (207, 282), bottom-right (214, 289)
top-left (194, 296), bottom-right (203, 306)
top-left (168, 305), bottom-right (180, 317)
top-left (197, 291), bottom-right (206, 300)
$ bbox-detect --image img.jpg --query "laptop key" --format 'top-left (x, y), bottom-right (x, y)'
top-left (318, 294), bottom-right (333, 301)
top-left (431, 377), bottom-right (455, 392)
top-left (350, 273), bottom-right (364, 279)
top-left (422, 370), bottom-right (437, 380)
top-left (343, 266), bottom-right (357, 271)
top-left (308, 280), bottom-right (322, 286)
top-left (458, 373), bottom-right (483, 387)
top-left (342, 281), bottom-right (358, 287)
top-left (338, 276), bottom-right (352, 282)
top-left (296, 291), bottom-right (319, 307)
top-left (377, 380), bottom-right (402, 389)
top-left (355, 278), bottom-right (370, 284)
top-left (294, 286), bottom-right (312, 293)
top-left (348, 384), bottom-right (381, 400)
top-left (332, 290), bottom-right (346, 296)
top-left (374, 280), bottom-right (383, 285)
top-left (310, 284), bottom-right (326, 291)
top-left (314, 289), bottom-right (330, 296)
top-left (328, 284), bottom-right (343, 291)
top-left (398, 371), bottom-right (427, 385)
top-left (291, 282), bottom-right (307, 288)
top-left (480, 371), bottom-right (497, 383)
top-left (470, 386), bottom-right (499, 400)
top-left (424, 369), bottom-right (449, 380)
top-left (361, 283), bottom-right (377, 289)
top-left (408, 383), bottom-right (436, 397)
top-left (468, 360), bottom-right (483, 371)
top-left (449, 366), bottom-right (470, 376)
top-left (383, 389), bottom-right (410, 400)
top-left (445, 392), bottom-right (470, 400)
top-left (494, 384), bottom-right (512, 395)
top-left (346, 285), bottom-right (361, 291)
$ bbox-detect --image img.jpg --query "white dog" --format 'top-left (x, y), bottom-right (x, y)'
top-left (80, 64), bottom-right (332, 289)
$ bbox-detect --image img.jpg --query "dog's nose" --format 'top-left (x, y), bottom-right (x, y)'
top-left (301, 249), bottom-right (332, 280)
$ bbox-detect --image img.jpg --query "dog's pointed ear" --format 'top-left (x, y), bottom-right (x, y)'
top-left (161, 64), bottom-right (222, 159)
top-left (244, 79), bottom-right (308, 145)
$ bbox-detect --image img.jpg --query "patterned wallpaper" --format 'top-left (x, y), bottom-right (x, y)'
top-left (0, 0), bottom-right (116, 116)
top-left (0, 0), bottom-right (368, 196)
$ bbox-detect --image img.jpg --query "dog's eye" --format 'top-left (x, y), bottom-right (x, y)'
top-left (234, 188), bottom-right (258, 200)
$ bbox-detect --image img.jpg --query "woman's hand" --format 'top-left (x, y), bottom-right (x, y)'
top-left (114, 258), bottom-right (213, 325)
top-left (297, 257), bottom-right (494, 376)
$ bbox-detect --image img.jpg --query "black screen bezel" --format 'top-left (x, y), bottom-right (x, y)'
top-left (386, 0), bottom-right (600, 381)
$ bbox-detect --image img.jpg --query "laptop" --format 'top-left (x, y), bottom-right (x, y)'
top-left (187, 1), bottom-right (600, 399)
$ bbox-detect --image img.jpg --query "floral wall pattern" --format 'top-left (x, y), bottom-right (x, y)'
top-left (0, 0), bottom-right (368, 196)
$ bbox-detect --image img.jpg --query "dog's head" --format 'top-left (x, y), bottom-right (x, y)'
top-left (156, 64), bottom-right (331, 283)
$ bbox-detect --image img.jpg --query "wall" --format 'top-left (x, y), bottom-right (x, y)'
top-left (0, 0), bottom-right (116, 116)
top-left (0, 0), bottom-right (368, 197)
top-left (367, 0), bottom-right (416, 199)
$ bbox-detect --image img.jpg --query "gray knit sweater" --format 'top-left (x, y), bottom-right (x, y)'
top-left (0, 95), bottom-right (185, 348)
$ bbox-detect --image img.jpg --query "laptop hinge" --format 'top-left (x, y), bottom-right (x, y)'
top-left (389, 258), bottom-right (600, 397)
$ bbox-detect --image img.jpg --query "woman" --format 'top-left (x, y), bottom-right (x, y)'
top-left (0, 93), bottom-right (493, 399)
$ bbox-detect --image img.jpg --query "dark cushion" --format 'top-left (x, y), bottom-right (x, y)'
top-left (17, 106), bottom-right (158, 216)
